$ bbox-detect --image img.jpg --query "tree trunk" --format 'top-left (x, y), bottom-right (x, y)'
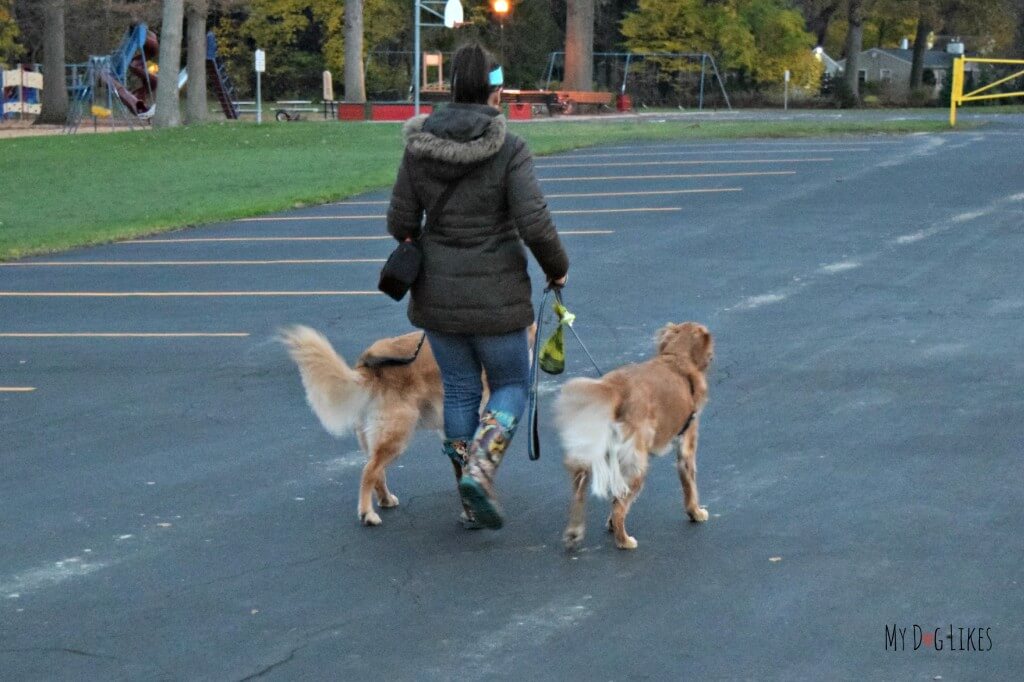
top-left (185, 0), bottom-right (207, 124)
top-left (35, 0), bottom-right (68, 125)
top-left (564, 0), bottom-right (594, 91)
top-left (909, 16), bottom-right (929, 89)
top-left (843, 0), bottom-right (864, 102)
top-left (343, 0), bottom-right (365, 102)
top-left (153, 0), bottom-right (185, 129)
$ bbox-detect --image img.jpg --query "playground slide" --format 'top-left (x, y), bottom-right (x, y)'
top-left (104, 24), bottom-right (190, 118)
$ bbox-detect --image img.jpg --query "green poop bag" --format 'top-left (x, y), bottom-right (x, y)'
top-left (539, 298), bottom-right (576, 375)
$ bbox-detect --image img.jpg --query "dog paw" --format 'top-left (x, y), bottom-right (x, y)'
top-left (563, 526), bottom-right (585, 551)
top-left (379, 494), bottom-right (400, 508)
top-left (615, 535), bottom-right (638, 550)
top-left (360, 511), bottom-right (382, 526)
top-left (688, 506), bottom-right (709, 523)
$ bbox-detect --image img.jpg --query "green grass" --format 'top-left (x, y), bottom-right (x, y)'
top-left (0, 116), bottom-right (962, 260)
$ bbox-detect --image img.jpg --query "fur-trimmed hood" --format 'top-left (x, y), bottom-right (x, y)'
top-left (402, 104), bottom-right (507, 168)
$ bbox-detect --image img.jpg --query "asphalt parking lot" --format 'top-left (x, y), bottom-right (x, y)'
top-left (2, 115), bottom-right (1023, 679)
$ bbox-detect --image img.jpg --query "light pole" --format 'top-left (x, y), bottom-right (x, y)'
top-left (492, 0), bottom-right (509, 65)
top-left (414, 0), bottom-right (464, 115)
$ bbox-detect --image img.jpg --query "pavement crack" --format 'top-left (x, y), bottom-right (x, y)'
top-left (237, 644), bottom-right (306, 681)
top-left (0, 646), bottom-right (121, 661)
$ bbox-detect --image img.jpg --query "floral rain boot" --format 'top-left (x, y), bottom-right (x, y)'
top-left (443, 438), bottom-right (482, 530)
top-left (458, 410), bottom-right (518, 530)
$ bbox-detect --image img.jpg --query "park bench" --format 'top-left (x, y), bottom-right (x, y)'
top-left (554, 91), bottom-right (614, 115)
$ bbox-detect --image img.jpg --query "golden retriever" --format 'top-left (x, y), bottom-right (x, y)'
top-left (556, 322), bottom-right (713, 550)
top-left (281, 325), bottom-right (534, 527)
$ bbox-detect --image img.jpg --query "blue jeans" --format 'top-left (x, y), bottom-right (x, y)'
top-left (425, 328), bottom-right (531, 441)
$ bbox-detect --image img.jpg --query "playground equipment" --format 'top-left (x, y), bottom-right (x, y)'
top-left (1, 65), bottom-right (43, 120)
top-left (66, 24), bottom-right (239, 132)
top-left (544, 51), bottom-right (732, 111)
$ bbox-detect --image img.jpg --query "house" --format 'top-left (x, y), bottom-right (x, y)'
top-left (837, 45), bottom-right (981, 100)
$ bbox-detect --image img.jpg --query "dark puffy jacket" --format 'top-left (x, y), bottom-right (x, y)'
top-left (386, 103), bottom-right (569, 335)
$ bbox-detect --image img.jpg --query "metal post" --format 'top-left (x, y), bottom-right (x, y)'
top-left (256, 70), bottom-right (262, 124)
top-left (414, 0), bottom-right (421, 115)
top-left (698, 54), bottom-right (706, 110)
top-left (621, 53), bottom-right (632, 95)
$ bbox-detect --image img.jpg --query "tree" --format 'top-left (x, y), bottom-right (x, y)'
top-left (842, 0), bottom-right (864, 101)
top-left (185, 0), bottom-right (208, 124)
top-left (35, 0), bottom-right (67, 124)
top-left (564, 0), bottom-right (594, 90)
top-left (343, 0), bottom-right (364, 102)
top-left (0, 0), bottom-right (21, 64)
top-left (153, 0), bottom-right (184, 128)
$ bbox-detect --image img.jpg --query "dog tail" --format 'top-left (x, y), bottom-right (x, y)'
top-left (555, 378), bottom-right (630, 499)
top-left (280, 325), bottom-right (371, 438)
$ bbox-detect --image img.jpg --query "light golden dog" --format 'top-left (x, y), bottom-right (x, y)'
top-left (281, 326), bottom-right (445, 526)
top-left (556, 322), bottom-right (713, 550)
top-left (281, 325), bottom-right (534, 527)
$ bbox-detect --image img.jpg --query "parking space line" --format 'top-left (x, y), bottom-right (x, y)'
top-left (539, 157), bottom-right (833, 169)
top-left (541, 170), bottom-right (797, 183)
top-left (0, 291), bottom-right (382, 298)
top-left (1, 259), bottom-right (385, 267)
top-left (122, 230), bottom-right (613, 244)
top-left (238, 215), bottom-right (383, 222)
top-left (547, 149), bottom-right (870, 159)
top-left (126, 236), bottom-right (393, 243)
top-left (0, 387), bottom-right (36, 392)
top-left (547, 188), bottom-right (741, 198)
top-left (0, 333), bottom-right (250, 338)
top-left (237, 207), bottom-right (676, 221)
top-left (554, 207), bottom-right (680, 214)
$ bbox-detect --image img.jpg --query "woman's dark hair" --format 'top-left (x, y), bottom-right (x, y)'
top-left (451, 43), bottom-right (500, 104)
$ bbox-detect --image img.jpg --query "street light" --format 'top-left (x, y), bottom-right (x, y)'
top-left (492, 0), bottom-right (510, 65)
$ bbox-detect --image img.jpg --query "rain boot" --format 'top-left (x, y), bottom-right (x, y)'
top-left (458, 410), bottom-right (517, 530)
top-left (443, 438), bottom-right (482, 530)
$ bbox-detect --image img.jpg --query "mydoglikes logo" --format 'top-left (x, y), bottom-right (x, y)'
top-left (886, 624), bottom-right (993, 652)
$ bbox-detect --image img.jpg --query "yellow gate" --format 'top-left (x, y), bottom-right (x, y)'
top-left (950, 56), bottom-right (1024, 126)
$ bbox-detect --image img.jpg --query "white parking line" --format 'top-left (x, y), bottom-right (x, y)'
top-left (0, 386), bottom-right (36, 392)
top-left (0, 291), bottom-right (382, 298)
top-left (122, 230), bottom-right (614, 244)
top-left (547, 188), bottom-right (741, 198)
top-left (541, 170), bottom-right (797, 183)
top-left (0, 333), bottom-right (250, 338)
top-left (1, 259), bottom-right (385, 267)
top-left (538, 157), bottom-right (833, 169)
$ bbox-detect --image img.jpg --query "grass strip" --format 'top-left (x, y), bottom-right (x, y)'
top-left (0, 116), bottom-right (961, 260)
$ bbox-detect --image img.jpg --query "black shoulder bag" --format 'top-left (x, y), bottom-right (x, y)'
top-left (378, 170), bottom-right (465, 302)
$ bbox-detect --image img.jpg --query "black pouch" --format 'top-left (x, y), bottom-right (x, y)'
top-left (378, 164), bottom-right (465, 301)
top-left (378, 241), bottom-right (422, 301)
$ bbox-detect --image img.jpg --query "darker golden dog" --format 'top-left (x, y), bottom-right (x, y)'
top-left (282, 325), bottom-right (534, 527)
top-left (556, 322), bottom-right (713, 550)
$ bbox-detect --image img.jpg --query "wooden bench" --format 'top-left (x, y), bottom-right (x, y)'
top-left (554, 91), bottom-right (614, 115)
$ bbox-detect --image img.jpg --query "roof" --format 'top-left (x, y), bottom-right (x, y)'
top-left (873, 48), bottom-right (960, 69)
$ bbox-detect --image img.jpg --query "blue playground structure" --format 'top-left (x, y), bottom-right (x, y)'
top-left (66, 24), bottom-right (239, 132)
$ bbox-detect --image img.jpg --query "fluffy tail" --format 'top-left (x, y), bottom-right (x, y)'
top-left (280, 325), bottom-right (371, 438)
top-left (555, 378), bottom-right (630, 499)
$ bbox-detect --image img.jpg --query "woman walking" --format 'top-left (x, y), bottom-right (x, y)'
top-left (386, 43), bottom-right (568, 530)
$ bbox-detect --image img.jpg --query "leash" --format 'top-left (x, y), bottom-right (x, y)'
top-left (527, 287), bottom-right (603, 461)
top-left (360, 332), bottom-right (426, 368)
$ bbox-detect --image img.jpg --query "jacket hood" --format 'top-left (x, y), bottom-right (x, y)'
top-left (403, 104), bottom-right (507, 167)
